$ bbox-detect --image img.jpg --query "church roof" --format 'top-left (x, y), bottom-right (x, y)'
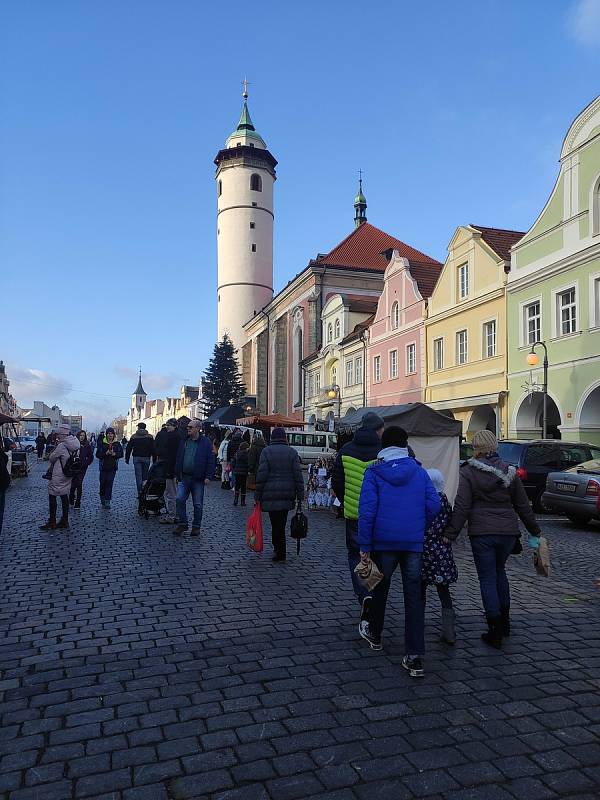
top-left (313, 222), bottom-right (443, 298)
top-left (470, 225), bottom-right (525, 261)
top-left (134, 374), bottom-right (146, 396)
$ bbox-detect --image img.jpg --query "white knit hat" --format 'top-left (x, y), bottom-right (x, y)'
top-left (472, 429), bottom-right (498, 455)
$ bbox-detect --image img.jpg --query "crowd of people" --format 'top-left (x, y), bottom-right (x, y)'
top-left (0, 411), bottom-right (550, 678)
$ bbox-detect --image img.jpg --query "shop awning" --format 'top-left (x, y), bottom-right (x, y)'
top-left (235, 413), bottom-right (306, 428)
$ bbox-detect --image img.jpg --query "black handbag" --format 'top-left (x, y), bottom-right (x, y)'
top-left (290, 502), bottom-right (308, 554)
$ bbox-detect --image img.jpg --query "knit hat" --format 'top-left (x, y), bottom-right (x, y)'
top-left (472, 429), bottom-right (497, 455)
top-left (165, 418), bottom-right (178, 427)
top-left (137, 422), bottom-right (146, 429)
top-left (105, 427), bottom-right (115, 435)
top-left (271, 427), bottom-right (287, 442)
top-left (426, 468), bottom-right (445, 493)
top-left (361, 412), bottom-right (385, 431)
top-left (57, 424), bottom-right (71, 436)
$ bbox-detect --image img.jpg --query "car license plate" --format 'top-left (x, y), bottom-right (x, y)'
top-left (555, 482), bottom-right (577, 493)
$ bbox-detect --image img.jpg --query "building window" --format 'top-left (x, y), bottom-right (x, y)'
top-left (355, 355), bottom-right (363, 385)
top-left (251, 201), bottom-right (257, 207)
top-left (315, 372), bottom-right (321, 395)
top-left (334, 318), bottom-right (341, 339)
top-left (250, 173), bottom-right (262, 192)
top-left (456, 329), bottom-right (468, 364)
top-left (373, 355), bottom-right (381, 383)
top-left (406, 343), bottom-right (416, 374)
top-left (433, 337), bottom-right (444, 370)
top-left (251, 243), bottom-right (256, 252)
top-left (308, 372), bottom-right (315, 398)
top-left (592, 177), bottom-right (600, 237)
top-left (327, 323), bottom-right (333, 343)
top-left (331, 365), bottom-right (337, 386)
top-left (524, 301), bottom-right (541, 345)
top-left (558, 288), bottom-right (577, 335)
top-left (345, 359), bottom-right (354, 386)
top-left (250, 221), bottom-right (255, 229)
top-left (483, 320), bottom-right (497, 358)
top-left (391, 301), bottom-right (399, 330)
top-left (594, 277), bottom-right (600, 327)
top-left (389, 349), bottom-right (398, 379)
top-left (218, 180), bottom-right (222, 197)
top-left (457, 263), bottom-right (469, 300)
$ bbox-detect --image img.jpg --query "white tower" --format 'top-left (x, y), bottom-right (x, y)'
top-left (131, 369), bottom-right (146, 421)
top-left (215, 83), bottom-right (276, 356)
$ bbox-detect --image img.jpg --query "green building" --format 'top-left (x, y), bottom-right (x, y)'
top-left (507, 95), bottom-right (600, 444)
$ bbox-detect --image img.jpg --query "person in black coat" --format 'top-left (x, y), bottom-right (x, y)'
top-left (254, 427), bottom-right (304, 562)
top-left (35, 432), bottom-right (46, 460)
top-left (155, 418), bottom-right (180, 523)
top-left (232, 441), bottom-right (249, 507)
top-left (226, 430), bottom-right (242, 492)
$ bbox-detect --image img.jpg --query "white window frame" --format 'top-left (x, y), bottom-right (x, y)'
top-left (391, 301), bottom-right (399, 330)
top-left (551, 281), bottom-right (579, 338)
top-left (589, 272), bottom-right (600, 329)
top-left (457, 262), bottom-right (469, 301)
top-left (456, 329), bottom-right (468, 365)
top-left (433, 337), bottom-right (444, 370)
top-left (326, 322), bottom-right (333, 343)
top-left (334, 318), bottom-right (341, 339)
top-left (590, 173), bottom-right (600, 238)
top-left (520, 297), bottom-right (542, 347)
top-left (482, 318), bottom-right (497, 358)
top-left (355, 355), bottom-right (363, 385)
top-left (345, 359), bottom-right (354, 387)
top-left (406, 342), bottom-right (416, 375)
top-left (389, 349), bottom-right (398, 379)
top-left (308, 372), bottom-right (315, 398)
top-left (315, 371), bottom-right (321, 395)
top-left (373, 355), bottom-right (381, 383)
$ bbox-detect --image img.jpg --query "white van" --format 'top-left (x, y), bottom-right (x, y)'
top-left (287, 431), bottom-right (337, 464)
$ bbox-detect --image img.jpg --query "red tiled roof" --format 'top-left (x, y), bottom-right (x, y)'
top-left (470, 225), bottom-right (525, 261)
top-left (314, 222), bottom-right (442, 298)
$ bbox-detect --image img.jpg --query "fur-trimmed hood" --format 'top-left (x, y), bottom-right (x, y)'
top-left (467, 454), bottom-right (516, 488)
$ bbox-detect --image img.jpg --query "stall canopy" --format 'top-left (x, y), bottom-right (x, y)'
top-left (339, 404), bottom-right (463, 500)
top-left (235, 413), bottom-right (306, 428)
top-left (204, 405), bottom-right (248, 426)
top-left (0, 413), bottom-right (16, 425)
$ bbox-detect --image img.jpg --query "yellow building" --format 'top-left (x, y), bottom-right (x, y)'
top-left (425, 225), bottom-right (524, 440)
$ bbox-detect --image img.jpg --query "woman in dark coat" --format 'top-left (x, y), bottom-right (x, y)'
top-left (232, 441), bottom-right (249, 507)
top-left (247, 432), bottom-right (265, 491)
top-left (69, 431), bottom-right (94, 508)
top-left (254, 427), bottom-right (304, 562)
top-left (444, 430), bottom-right (541, 649)
top-left (35, 432), bottom-right (46, 460)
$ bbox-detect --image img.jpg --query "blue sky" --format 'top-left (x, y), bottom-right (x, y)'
top-left (2, 0), bottom-right (600, 428)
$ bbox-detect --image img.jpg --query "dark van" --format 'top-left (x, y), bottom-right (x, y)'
top-left (496, 440), bottom-right (600, 512)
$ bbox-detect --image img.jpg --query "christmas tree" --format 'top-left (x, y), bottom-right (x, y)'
top-left (201, 335), bottom-right (246, 416)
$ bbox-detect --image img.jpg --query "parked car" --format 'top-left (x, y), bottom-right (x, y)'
top-left (542, 459), bottom-right (600, 525)
top-left (496, 440), bottom-right (600, 512)
top-left (15, 436), bottom-right (36, 452)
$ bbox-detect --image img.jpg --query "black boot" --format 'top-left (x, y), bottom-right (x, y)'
top-left (240, 494), bottom-right (246, 507)
top-left (233, 491), bottom-right (239, 506)
top-left (481, 615), bottom-right (502, 649)
top-left (56, 516), bottom-right (69, 529)
top-left (499, 607), bottom-right (510, 637)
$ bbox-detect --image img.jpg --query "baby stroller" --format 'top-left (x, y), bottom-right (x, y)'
top-left (138, 461), bottom-right (166, 518)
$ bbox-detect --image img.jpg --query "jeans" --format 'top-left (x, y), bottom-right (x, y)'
top-left (0, 490), bottom-right (5, 535)
top-left (49, 494), bottom-right (69, 522)
top-left (133, 456), bottom-right (151, 495)
top-left (346, 519), bottom-right (369, 604)
top-left (268, 510), bottom-right (288, 559)
top-left (69, 469), bottom-right (87, 505)
top-left (234, 475), bottom-right (247, 503)
top-left (470, 535), bottom-right (517, 617)
top-left (99, 469), bottom-right (116, 502)
top-left (176, 477), bottom-right (205, 527)
top-left (164, 478), bottom-right (177, 518)
top-left (370, 550), bottom-right (425, 655)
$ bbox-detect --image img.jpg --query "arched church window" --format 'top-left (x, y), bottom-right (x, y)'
top-left (218, 180), bottom-right (222, 197)
top-left (250, 174), bottom-right (262, 192)
top-left (593, 176), bottom-right (600, 237)
top-left (327, 323), bottom-right (333, 343)
top-left (334, 319), bottom-right (341, 339)
top-left (391, 301), bottom-right (399, 329)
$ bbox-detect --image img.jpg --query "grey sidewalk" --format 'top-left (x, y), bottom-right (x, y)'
top-left (1, 460), bottom-right (599, 799)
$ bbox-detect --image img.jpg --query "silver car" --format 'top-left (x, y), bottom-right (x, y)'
top-left (542, 459), bottom-right (600, 525)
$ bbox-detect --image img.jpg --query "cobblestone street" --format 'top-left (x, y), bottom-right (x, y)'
top-left (1, 459), bottom-right (600, 800)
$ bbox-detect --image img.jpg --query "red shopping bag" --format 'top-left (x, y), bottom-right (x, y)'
top-left (246, 503), bottom-right (264, 552)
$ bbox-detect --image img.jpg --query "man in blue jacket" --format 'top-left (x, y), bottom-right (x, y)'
top-left (173, 419), bottom-right (215, 537)
top-left (358, 426), bottom-right (440, 678)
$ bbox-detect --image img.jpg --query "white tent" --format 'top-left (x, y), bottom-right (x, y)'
top-left (338, 403), bottom-right (463, 500)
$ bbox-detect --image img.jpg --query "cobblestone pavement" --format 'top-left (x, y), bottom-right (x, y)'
top-left (1, 459), bottom-right (600, 800)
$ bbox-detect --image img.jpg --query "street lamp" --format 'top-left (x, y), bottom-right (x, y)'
top-left (327, 384), bottom-right (342, 419)
top-left (526, 341), bottom-right (548, 439)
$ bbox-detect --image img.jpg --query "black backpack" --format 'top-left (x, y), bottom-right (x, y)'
top-left (290, 502), bottom-right (308, 554)
top-left (62, 448), bottom-right (83, 478)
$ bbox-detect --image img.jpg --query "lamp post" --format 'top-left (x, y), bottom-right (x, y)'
top-left (327, 384), bottom-right (342, 419)
top-left (526, 341), bottom-right (548, 439)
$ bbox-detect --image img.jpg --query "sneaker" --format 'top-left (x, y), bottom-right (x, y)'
top-left (190, 526), bottom-right (200, 536)
top-left (360, 595), bottom-right (373, 623)
top-left (173, 524), bottom-right (188, 536)
top-left (401, 655), bottom-right (424, 678)
top-left (358, 620), bottom-right (382, 651)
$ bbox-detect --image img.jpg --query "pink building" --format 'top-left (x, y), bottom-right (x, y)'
top-left (368, 250), bottom-right (442, 407)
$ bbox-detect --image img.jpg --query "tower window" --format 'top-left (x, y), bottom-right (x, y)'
top-left (251, 244), bottom-right (257, 252)
top-left (218, 180), bottom-right (222, 197)
top-left (251, 202), bottom-right (257, 207)
top-left (250, 174), bottom-right (262, 192)
top-left (250, 222), bottom-right (255, 229)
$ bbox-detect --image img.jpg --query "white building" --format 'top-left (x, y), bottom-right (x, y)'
top-left (215, 87), bottom-right (276, 357)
